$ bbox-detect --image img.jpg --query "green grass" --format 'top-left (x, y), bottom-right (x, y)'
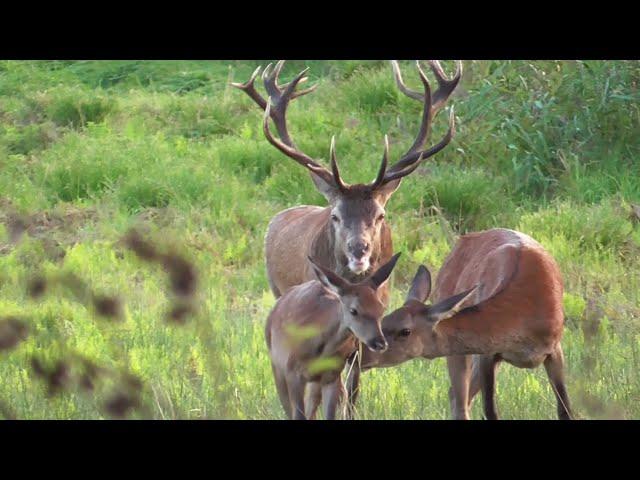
top-left (0, 60), bottom-right (639, 419)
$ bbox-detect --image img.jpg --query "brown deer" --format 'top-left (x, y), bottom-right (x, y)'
top-left (265, 253), bottom-right (401, 420)
top-left (361, 228), bottom-right (572, 420)
top-left (232, 60), bottom-right (461, 416)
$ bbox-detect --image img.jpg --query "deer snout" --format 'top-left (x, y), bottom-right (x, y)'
top-left (366, 336), bottom-right (388, 353)
top-left (348, 241), bottom-right (370, 260)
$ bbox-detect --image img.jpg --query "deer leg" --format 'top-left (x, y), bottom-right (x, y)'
top-left (478, 354), bottom-right (501, 420)
top-left (321, 379), bottom-right (344, 420)
top-left (305, 382), bottom-right (322, 419)
top-left (272, 364), bottom-right (291, 419)
top-left (467, 355), bottom-right (483, 409)
top-left (287, 374), bottom-right (307, 420)
top-left (344, 351), bottom-right (361, 420)
top-left (544, 344), bottom-right (572, 420)
top-left (447, 355), bottom-right (473, 420)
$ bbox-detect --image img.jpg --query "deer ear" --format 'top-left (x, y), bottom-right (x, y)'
top-left (406, 265), bottom-right (432, 303)
top-left (308, 257), bottom-right (349, 294)
top-left (310, 172), bottom-right (340, 203)
top-left (369, 252), bottom-right (401, 290)
top-left (425, 285), bottom-right (479, 327)
top-left (373, 178), bottom-right (402, 206)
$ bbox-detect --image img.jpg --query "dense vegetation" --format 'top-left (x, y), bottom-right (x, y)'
top-left (0, 60), bottom-right (638, 419)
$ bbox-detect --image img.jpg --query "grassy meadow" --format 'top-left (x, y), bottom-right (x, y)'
top-left (0, 60), bottom-right (639, 419)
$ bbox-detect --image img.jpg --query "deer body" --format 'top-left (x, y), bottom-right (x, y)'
top-left (266, 254), bottom-right (400, 419)
top-left (234, 60), bottom-right (461, 418)
top-left (266, 281), bottom-right (356, 420)
top-left (363, 228), bottom-right (572, 420)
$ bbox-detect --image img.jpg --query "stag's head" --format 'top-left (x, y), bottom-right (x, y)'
top-left (308, 252), bottom-right (402, 352)
top-left (232, 60), bottom-right (462, 276)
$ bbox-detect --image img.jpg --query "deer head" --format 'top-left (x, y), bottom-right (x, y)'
top-left (232, 60), bottom-right (461, 276)
top-left (370, 265), bottom-right (479, 366)
top-left (307, 252), bottom-right (402, 352)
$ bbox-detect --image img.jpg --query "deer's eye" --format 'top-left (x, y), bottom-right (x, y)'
top-left (331, 214), bottom-right (339, 223)
top-left (399, 328), bottom-right (411, 338)
top-left (349, 308), bottom-right (358, 316)
top-left (377, 213), bottom-right (385, 222)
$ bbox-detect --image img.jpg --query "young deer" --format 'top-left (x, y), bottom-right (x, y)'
top-left (265, 253), bottom-right (401, 420)
top-left (233, 60), bottom-right (461, 416)
top-left (362, 228), bottom-right (572, 420)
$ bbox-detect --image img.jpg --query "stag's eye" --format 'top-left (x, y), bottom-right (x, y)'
top-left (331, 214), bottom-right (339, 223)
top-left (377, 213), bottom-right (385, 222)
top-left (399, 328), bottom-right (411, 338)
top-left (349, 308), bottom-right (358, 316)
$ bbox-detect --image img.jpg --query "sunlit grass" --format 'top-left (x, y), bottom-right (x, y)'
top-left (0, 60), bottom-right (639, 419)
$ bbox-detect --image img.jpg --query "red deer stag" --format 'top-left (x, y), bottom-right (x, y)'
top-left (362, 228), bottom-right (572, 420)
top-left (232, 60), bottom-right (461, 416)
top-left (266, 253), bottom-right (401, 419)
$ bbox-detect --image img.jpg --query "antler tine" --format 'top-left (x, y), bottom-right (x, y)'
top-left (384, 61), bottom-right (433, 175)
top-left (388, 106), bottom-right (456, 174)
top-left (380, 152), bottom-right (425, 183)
top-left (262, 98), bottom-right (335, 185)
top-left (378, 60), bottom-right (460, 186)
top-left (230, 65), bottom-right (267, 109)
top-left (330, 136), bottom-right (348, 192)
top-left (427, 60), bottom-right (463, 114)
top-left (369, 135), bottom-right (389, 189)
top-left (392, 60), bottom-right (462, 116)
top-left (404, 61), bottom-right (432, 157)
top-left (233, 60), bottom-right (341, 189)
top-left (291, 82), bottom-right (318, 100)
top-left (391, 60), bottom-right (423, 101)
top-left (281, 67), bottom-right (311, 100)
top-left (262, 62), bottom-right (281, 99)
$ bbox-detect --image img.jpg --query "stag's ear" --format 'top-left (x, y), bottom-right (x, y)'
top-left (406, 265), bottom-right (432, 303)
top-left (369, 252), bottom-right (401, 290)
top-left (308, 257), bottom-right (349, 294)
top-left (425, 285), bottom-right (479, 327)
top-left (373, 178), bottom-right (402, 206)
top-left (310, 172), bottom-right (341, 203)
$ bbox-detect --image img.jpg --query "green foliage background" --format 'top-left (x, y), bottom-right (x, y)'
top-left (0, 60), bottom-right (639, 419)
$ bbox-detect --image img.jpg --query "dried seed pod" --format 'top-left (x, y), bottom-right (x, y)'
top-left (92, 295), bottom-right (122, 319)
top-left (30, 356), bottom-right (46, 377)
top-left (103, 391), bottom-right (140, 418)
top-left (47, 360), bottom-right (71, 395)
top-left (0, 317), bottom-right (29, 351)
top-left (124, 230), bottom-right (158, 262)
top-left (27, 275), bottom-right (47, 299)
top-left (162, 253), bottom-right (197, 297)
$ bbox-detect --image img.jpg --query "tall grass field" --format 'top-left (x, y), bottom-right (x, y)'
top-left (0, 60), bottom-right (638, 419)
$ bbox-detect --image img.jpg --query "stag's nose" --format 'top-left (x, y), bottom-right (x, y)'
top-left (367, 336), bottom-right (388, 352)
top-left (349, 241), bottom-right (370, 260)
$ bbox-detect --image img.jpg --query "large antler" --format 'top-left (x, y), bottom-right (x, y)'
top-left (231, 61), bottom-right (339, 188)
top-left (375, 60), bottom-right (462, 185)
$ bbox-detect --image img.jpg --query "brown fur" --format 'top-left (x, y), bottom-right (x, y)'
top-left (265, 254), bottom-right (398, 420)
top-left (362, 228), bottom-right (572, 420)
top-left (265, 204), bottom-right (393, 305)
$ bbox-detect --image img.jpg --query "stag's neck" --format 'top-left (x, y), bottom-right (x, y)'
top-left (423, 308), bottom-right (494, 359)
